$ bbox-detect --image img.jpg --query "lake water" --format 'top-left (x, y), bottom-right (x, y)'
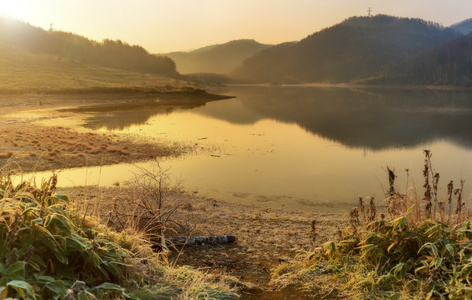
top-left (28, 86), bottom-right (472, 212)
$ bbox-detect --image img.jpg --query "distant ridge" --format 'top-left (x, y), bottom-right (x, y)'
top-left (165, 39), bottom-right (272, 74)
top-left (450, 18), bottom-right (472, 35)
top-left (232, 15), bottom-right (459, 84)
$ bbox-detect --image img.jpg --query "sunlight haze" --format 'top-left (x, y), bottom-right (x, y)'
top-left (1, 0), bottom-right (471, 53)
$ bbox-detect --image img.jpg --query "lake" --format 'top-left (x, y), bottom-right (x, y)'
top-left (28, 86), bottom-right (472, 212)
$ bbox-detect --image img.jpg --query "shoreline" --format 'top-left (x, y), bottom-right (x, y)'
top-left (0, 90), bottom-right (231, 173)
top-left (0, 90), bottom-right (344, 294)
top-left (225, 82), bottom-right (472, 91)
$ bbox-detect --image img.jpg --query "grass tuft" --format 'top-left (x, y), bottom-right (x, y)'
top-left (270, 151), bottom-right (472, 299)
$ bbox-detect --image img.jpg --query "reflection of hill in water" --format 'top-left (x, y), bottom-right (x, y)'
top-left (212, 87), bottom-right (472, 150)
top-left (62, 101), bottom-right (207, 130)
top-left (67, 87), bottom-right (472, 150)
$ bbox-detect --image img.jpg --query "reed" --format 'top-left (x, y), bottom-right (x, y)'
top-left (271, 151), bottom-right (472, 299)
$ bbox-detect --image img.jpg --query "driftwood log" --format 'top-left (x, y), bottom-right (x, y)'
top-left (170, 235), bottom-right (236, 246)
top-left (151, 235), bottom-right (236, 251)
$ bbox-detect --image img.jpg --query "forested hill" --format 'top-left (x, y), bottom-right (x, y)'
top-left (388, 33), bottom-right (472, 86)
top-left (450, 19), bottom-right (472, 35)
top-left (0, 16), bottom-right (179, 78)
top-left (232, 15), bottom-right (459, 83)
top-left (166, 39), bottom-right (272, 74)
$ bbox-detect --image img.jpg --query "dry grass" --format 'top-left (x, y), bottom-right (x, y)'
top-left (0, 123), bottom-right (184, 172)
top-left (270, 150), bottom-right (472, 299)
top-left (0, 152), bottom-right (12, 159)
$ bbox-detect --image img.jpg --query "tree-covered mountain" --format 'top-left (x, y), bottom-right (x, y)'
top-left (165, 39), bottom-right (272, 74)
top-left (395, 33), bottom-right (472, 86)
top-left (0, 16), bottom-right (179, 78)
top-left (232, 15), bottom-right (459, 83)
top-left (450, 19), bottom-right (472, 35)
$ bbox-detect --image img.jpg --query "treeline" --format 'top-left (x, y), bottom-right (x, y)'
top-left (232, 15), bottom-right (460, 84)
top-left (451, 18), bottom-right (472, 35)
top-left (0, 16), bottom-right (179, 78)
top-left (378, 34), bottom-right (472, 86)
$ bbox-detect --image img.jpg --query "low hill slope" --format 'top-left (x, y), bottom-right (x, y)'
top-left (0, 46), bottom-right (198, 93)
top-left (166, 39), bottom-right (272, 74)
top-left (233, 15), bottom-right (458, 83)
top-left (0, 16), bottom-right (179, 78)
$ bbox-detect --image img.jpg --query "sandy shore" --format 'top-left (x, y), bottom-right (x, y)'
top-left (0, 92), bottom-right (226, 173)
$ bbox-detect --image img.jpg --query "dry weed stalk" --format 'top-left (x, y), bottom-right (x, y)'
top-left (447, 180), bottom-right (454, 224)
top-left (349, 151), bottom-right (466, 232)
top-left (454, 179), bottom-right (465, 220)
top-left (349, 207), bottom-right (360, 235)
top-left (367, 197), bottom-right (376, 222)
top-left (310, 220), bottom-right (317, 245)
top-left (423, 150), bottom-right (432, 218)
top-left (432, 172), bottom-right (440, 219)
top-left (358, 197), bottom-right (365, 223)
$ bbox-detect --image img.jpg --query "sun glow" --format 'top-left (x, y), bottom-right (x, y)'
top-left (0, 0), bottom-right (28, 19)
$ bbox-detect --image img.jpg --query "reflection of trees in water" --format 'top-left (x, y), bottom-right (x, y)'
top-left (65, 102), bottom-right (206, 130)
top-left (228, 87), bottom-right (472, 150)
top-left (71, 87), bottom-right (472, 150)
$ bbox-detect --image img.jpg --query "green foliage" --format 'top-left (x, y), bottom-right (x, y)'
top-left (0, 173), bottom-right (238, 299)
top-left (0, 174), bottom-right (137, 299)
top-left (310, 216), bottom-right (472, 297)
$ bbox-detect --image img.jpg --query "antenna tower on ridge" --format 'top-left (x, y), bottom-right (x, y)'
top-left (367, 7), bottom-right (372, 17)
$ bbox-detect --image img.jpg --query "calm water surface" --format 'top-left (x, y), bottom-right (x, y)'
top-left (30, 86), bottom-right (472, 212)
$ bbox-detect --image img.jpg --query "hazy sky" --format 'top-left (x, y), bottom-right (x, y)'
top-left (1, 0), bottom-right (471, 53)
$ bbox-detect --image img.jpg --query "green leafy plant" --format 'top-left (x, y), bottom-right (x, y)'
top-left (0, 171), bottom-right (238, 299)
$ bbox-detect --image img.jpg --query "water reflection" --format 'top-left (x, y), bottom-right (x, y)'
top-left (202, 87), bottom-right (472, 151)
top-left (60, 100), bottom-right (208, 130)
top-left (31, 86), bottom-right (472, 211)
top-left (68, 87), bottom-right (472, 151)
